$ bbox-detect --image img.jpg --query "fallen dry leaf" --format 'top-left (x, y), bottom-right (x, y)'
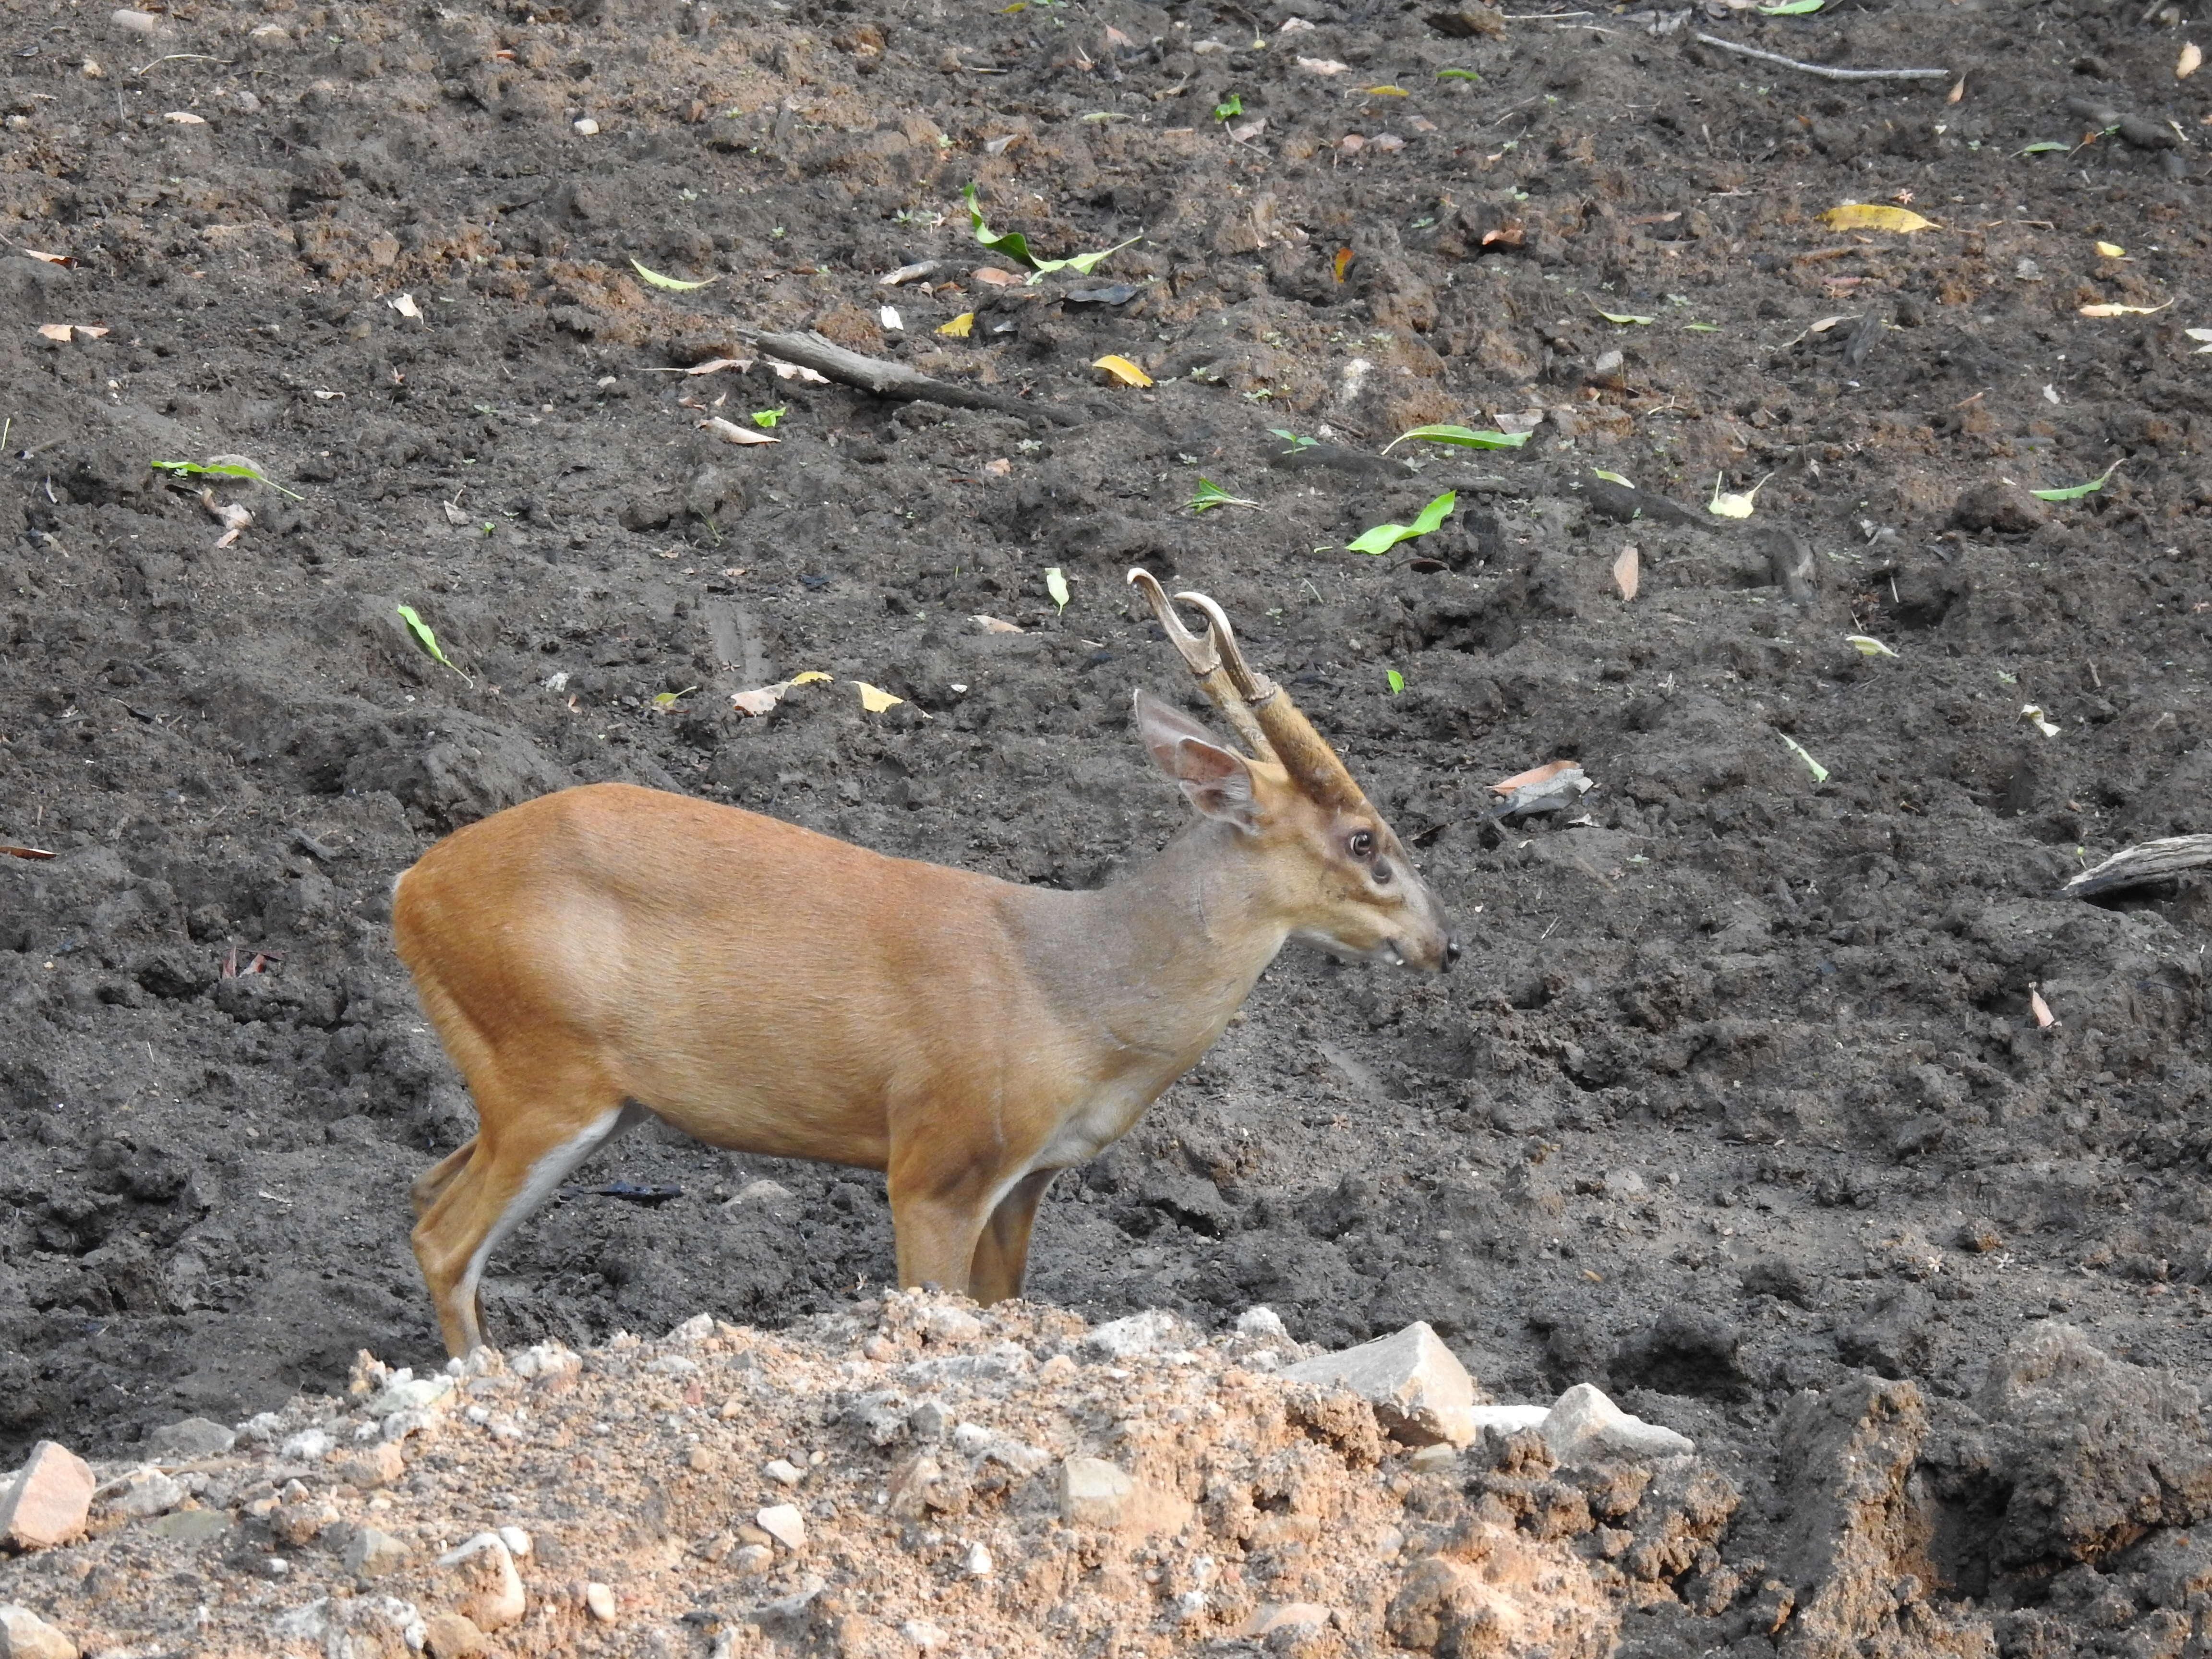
top-left (731, 671), bottom-right (831, 717)
top-left (765, 358), bottom-right (830, 384)
top-left (2094, 240), bottom-right (2125, 258)
top-left (2078, 301), bottom-right (2168, 317)
top-left (669, 357), bottom-right (752, 376)
top-left (1297, 56), bottom-right (1349, 74)
top-left (698, 416), bottom-right (779, 445)
top-left (1491, 759), bottom-right (1581, 796)
top-left (23, 250), bottom-right (72, 266)
top-left (0, 844), bottom-right (58, 860)
top-left (853, 681), bottom-right (904, 713)
top-left (972, 614), bottom-right (1024, 634)
top-left (442, 500), bottom-right (470, 526)
top-left (982, 458), bottom-right (1011, 477)
top-left (388, 292), bottom-right (422, 320)
top-left (1819, 202), bottom-right (1939, 233)
top-left (2180, 40), bottom-right (2201, 79)
top-left (2029, 986), bottom-right (2056, 1028)
top-left (163, 110), bottom-right (206, 124)
top-left (1092, 354), bottom-right (1153, 387)
top-left (36, 323), bottom-right (108, 342)
top-left (972, 267), bottom-right (1023, 287)
top-left (1612, 544), bottom-right (1639, 602)
top-left (937, 313), bottom-right (974, 338)
top-left (878, 261), bottom-right (938, 286)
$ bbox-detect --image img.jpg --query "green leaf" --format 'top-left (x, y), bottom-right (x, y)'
top-left (1683, 321), bottom-right (1723, 332)
top-left (1758, 0), bottom-right (1822, 13)
top-left (1025, 233), bottom-right (1142, 283)
top-left (1385, 668), bottom-right (1405, 695)
top-left (1435, 67), bottom-right (1479, 81)
top-left (962, 183), bottom-right (1038, 270)
top-left (1779, 733), bottom-right (1829, 784)
top-left (751, 407), bottom-right (786, 429)
top-left (395, 604), bottom-right (470, 684)
top-left (1594, 307), bottom-right (1655, 326)
top-left (651, 686), bottom-right (699, 709)
top-left (1045, 566), bottom-right (1070, 612)
top-left (1189, 477), bottom-right (1258, 513)
top-left (1381, 424), bottom-right (1530, 455)
top-left (1268, 427), bottom-right (1320, 455)
top-left (1213, 93), bottom-right (1243, 121)
top-left (2029, 458), bottom-right (2123, 502)
top-left (2013, 140), bottom-right (2068, 156)
top-left (629, 258), bottom-right (719, 291)
top-left (151, 458), bottom-right (304, 501)
top-left (1347, 490), bottom-right (1456, 555)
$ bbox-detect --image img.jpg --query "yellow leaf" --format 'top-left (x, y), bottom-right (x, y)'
top-left (854, 681), bottom-right (903, 713)
top-left (1707, 472), bottom-right (1769, 519)
top-left (2078, 301), bottom-right (2169, 317)
top-left (1845, 635), bottom-right (1899, 658)
top-left (1092, 354), bottom-right (1154, 387)
top-left (937, 312), bottom-right (975, 338)
top-left (2094, 240), bottom-right (2125, 258)
top-left (1358, 84), bottom-right (1408, 95)
top-left (1819, 202), bottom-right (1939, 233)
top-left (789, 671), bottom-right (832, 685)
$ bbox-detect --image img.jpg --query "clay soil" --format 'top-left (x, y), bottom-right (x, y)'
top-left (3, 0), bottom-right (2211, 1647)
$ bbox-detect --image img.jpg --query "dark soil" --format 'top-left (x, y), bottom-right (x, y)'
top-left (4, 0), bottom-right (2210, 1647)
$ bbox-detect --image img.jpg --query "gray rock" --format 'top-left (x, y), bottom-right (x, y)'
top-left (100, 1467), bottom-right (185, 1519)
top-left (1084, 1310), bottom-right (1190, 1358)
top-left (145, 1417), bottom-right (236, 1460)
top-left (345, 1526), bottom-right (412, 1578)
top-left (1283, 1322), bottom-right (1480, 1447)
top-left (1541, 1384), bottom-right (1694, 1465)
top-left (0, 1604), bottom-right (79, 1659)
top-left (144, 1508), bottom-right (232, 1543)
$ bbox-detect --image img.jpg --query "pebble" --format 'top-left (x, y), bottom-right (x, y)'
top-left (144, 1509), bottom-right (231, 1542)
top-left (0, 1604), bottom-right (79, 1659)
top-left (100, 1467), bottom-right (184, 1519)
top-left (496, 1525), bottom-right (532, 1559)
top-left (145, 1417), bottom-right (236, 1460)
top-left (573, 117), bottom-right (600, 135)
top-left (963, 1542), bottom-right (993, 1576)
top-left (420, 1611), bottom-right (487, 1658)
top-left (434, 1533), bottom-right (526, 1631)
top-left (1245, 1602), bottom-right (1334, 1638)
top-left (763, 1459), bottom-right (805, 1487)
top-left (666, 1313), bottom-right (714, 1343)
top-left (1058, 1457), bottom-right (1134, 1527)
top-left (1282, 1322), bottom-right (1479, 1447)
top-left (1235, 1306), bottom-right (1291, 1344)
top-left (344, 1527), bottom-right (411, 1579)
top-left (0, 1443), bottom-right (95, 1551)
top-left (756, 1504), bottom-right (806, 1549)
top-left (732, 1544), bottom-right (773, 1574)
top-left (908, 1400), bottom-right (951, 1441)
top-left (901, 1618), bottom-right (948, 1650)
top-left (922, 1306), bottom-right (983, 1345)
top-left (277, 1429), bottom-right (333, 1463)
top-left (334, 1443), bottom-right (406, 1489)
top-left (1083, 1310), bottom-right (1186, 1359)
top-left (109, 7), bottom-right (159, 33)
top-left (584, 1583), bottom-right (617, 1623)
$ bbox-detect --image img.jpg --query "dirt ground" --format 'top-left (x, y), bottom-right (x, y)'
top-left (3, 0), bottom-right (2211, 1647)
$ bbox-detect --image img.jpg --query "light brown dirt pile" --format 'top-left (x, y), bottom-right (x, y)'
top-left (0, 1292), bottom-right (1744, 1657)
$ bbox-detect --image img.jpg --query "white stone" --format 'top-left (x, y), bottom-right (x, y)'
top-left (109, 8), bottom-right (160, 34)
top-left (666, 1313), bottom-right (713, 1343)
top-left (1540, 1383), bottom-right (1695, 1465)
top-left (495, 1525), bottom-right (532, 1559)
top-left (435, 1532), bottom-right (525, 1631)
top-left (364, 1375), bottom-right (453, 1417)
top-left (1282, 1322), bottom-right (1480, 1447)
top-left (901, 1619), bottom-right (948, 1650)
top-left (573, 117), bottom-right (600, 135)
top-left (1083, 1310), bottom-right (1187, 1358)
top-left (277, 1429), bottom-right (333, 1463)
top-left (1235, 1306), bottom-right (1290, 1344)
top-left (0, 1604), bottom-right (79, 1659)
top-left (763, 1459), bottom-right (804, 1487)
top-left (1469, 1404), bottom-right (1551, 1436)
top-left (508, 1343), bottom-right (577, 1381)
top-left (963, 1542), bottom-right (993, 1576)
top-left (756, 1504), bottom-right (805, 1549)
top-left (584, 1583), bottom-right (617, 1623)
top-left (922, 1306), bottom-right (984, 1345)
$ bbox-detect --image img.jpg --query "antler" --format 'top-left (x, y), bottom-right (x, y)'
top-left (1126, 569), bottom-right (1370, 814)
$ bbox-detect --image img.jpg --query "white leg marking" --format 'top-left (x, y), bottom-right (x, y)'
top-left (456, 1104), bottom-right (645, 1319)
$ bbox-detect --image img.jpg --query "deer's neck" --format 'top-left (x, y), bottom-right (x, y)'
top-left (1017, 820), bottom-right (1289, 1083)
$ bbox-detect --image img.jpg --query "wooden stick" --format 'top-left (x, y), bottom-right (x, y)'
top-left (740, 329), bottom-right (1082, 425)
top-left (1693, 32), bottom-right (1949, 82)
top-left (2056, 834), bottom-right (2212, 899)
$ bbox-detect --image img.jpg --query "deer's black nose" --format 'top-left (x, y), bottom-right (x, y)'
top-left (1443, 938), bottom-right (1462, 971)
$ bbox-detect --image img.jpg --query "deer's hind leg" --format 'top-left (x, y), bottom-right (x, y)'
top-left (410, 1064), bottom-right (641, 1356)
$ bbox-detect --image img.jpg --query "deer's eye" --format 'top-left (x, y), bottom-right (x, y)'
top-left (1347, 830), bottom-right (1375, 859)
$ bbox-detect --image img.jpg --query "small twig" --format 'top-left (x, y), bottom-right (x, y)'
top-left (1694, 33), bottom-right (1950, 82)
top-left (2056, 835), bottom-right (2212, 900)
top-left (738, 328), bottom-right (1083, 426)
top-left (132, 52), bottom-right (232, 75)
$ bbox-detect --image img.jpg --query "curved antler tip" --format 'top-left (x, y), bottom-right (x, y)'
top-left (1125, 566), bottom-right (1153, 588)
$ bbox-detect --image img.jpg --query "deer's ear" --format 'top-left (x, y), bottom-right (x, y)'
top-left (1134, 689), bottom-right (1258, 830)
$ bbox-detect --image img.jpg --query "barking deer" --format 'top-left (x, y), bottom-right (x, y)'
top-left (393, 569), bottom-right (1455, 1355)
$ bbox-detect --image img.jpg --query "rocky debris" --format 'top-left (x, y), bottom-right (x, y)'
top-left (142, 1418), bottom-right (235, 1460)
top-left (1950, 480), bottom-right (2048, 535)
top-left (0, 1447), bottom-right (93, 1551)
top-left (0, 1606), bottom-right (79, 1659)
top-left (0, 1301), bottom-right (1743, 1658)
top-left (1283, 1320), bottom-right (1483, 1446)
